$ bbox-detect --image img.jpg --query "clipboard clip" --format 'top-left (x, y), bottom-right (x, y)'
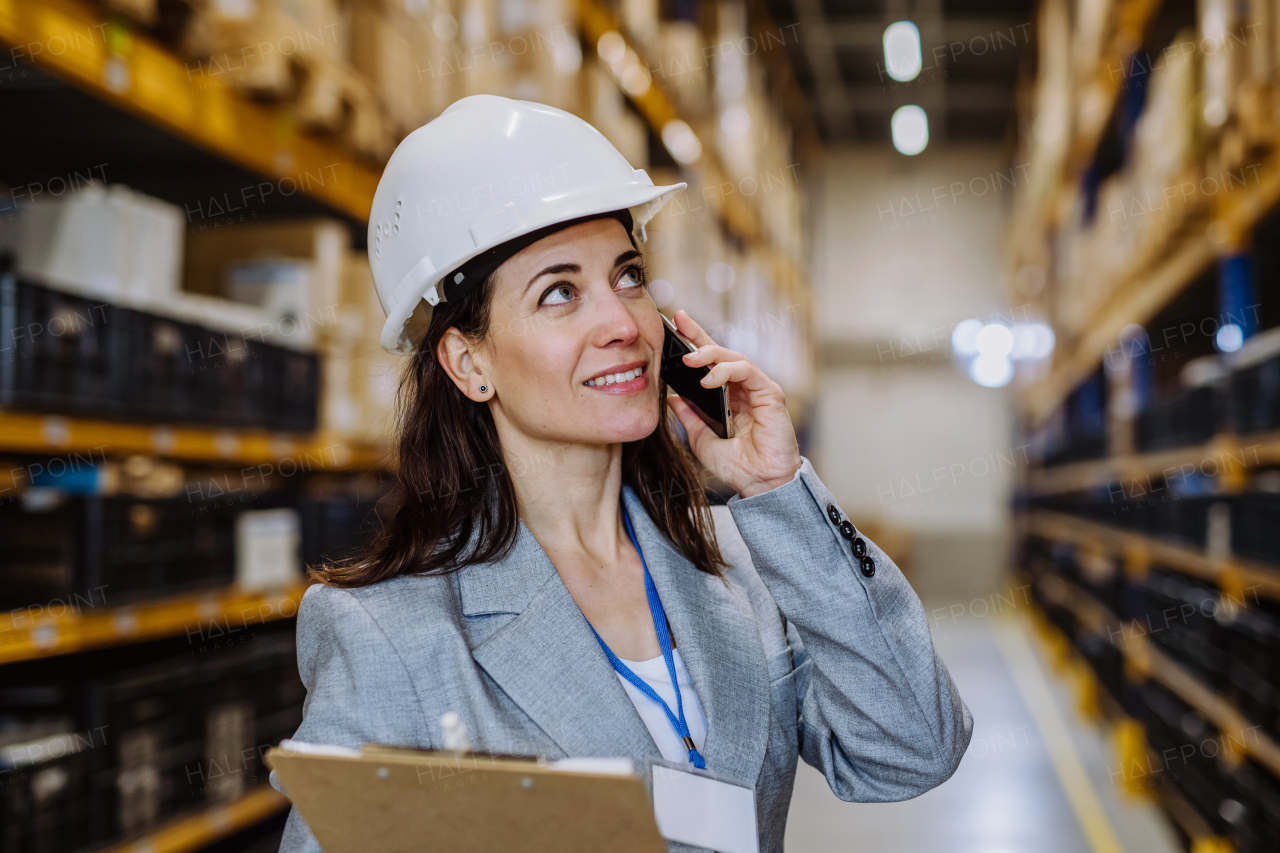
top-left (441, 711), bottom-right (473, 752)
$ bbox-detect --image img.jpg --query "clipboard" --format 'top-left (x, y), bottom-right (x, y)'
top-left (265, 743), bottom-right (667, 853)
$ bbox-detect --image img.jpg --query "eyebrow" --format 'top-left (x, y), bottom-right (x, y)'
top-left (523, 251), bottom-right (645, 295)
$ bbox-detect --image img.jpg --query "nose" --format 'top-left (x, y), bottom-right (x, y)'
top-left (589, 283), bottom-right (642, 350)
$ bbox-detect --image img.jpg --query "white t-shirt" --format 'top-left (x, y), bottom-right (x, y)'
top-left (615, 648), bottom-right (709, 764)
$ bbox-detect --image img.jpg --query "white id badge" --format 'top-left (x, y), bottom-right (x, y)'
top-left (645, 757), bottom-right (758, 853)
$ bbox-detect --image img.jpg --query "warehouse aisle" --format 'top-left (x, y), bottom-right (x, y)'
top-left (784, 610), bottom-right (1182, 853)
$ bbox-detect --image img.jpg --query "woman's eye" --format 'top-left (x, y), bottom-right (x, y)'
top-left (618, 269), bottom-right (643, 289)
top-left (542, 284), bottom-right (574, 305)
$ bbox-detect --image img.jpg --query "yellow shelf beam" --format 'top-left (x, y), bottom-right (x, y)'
top-left (0, 0), bottom-right (381, 223)
top-left (1024, 431), bottom-right (1280, 496)
top-left (1037, 574), bottom-right (1280, 781)
top-left (0, 582), bottom-right (307, 665)
top-left (0, 410), bottom-right (389, 475)
top-left (1022, 510), bottom-right (1280, 602)
top-left (100, 784), bottom-right (289, 853)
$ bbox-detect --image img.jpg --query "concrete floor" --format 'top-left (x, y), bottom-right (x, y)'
top-left (784, 610), bottom-right (1183, 853)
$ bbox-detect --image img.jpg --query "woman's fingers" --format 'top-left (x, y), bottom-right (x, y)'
top-left (700, 356), bottom-right (774, 395)
top-left (682, 344), bottom-right (746, 368)
top-left (674, 310), bottom-right (716, 348)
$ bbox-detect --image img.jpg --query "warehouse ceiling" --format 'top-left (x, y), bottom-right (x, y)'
top-left (759, 0), bottom-right (1035, 143)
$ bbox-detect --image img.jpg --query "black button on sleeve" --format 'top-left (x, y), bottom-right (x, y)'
top-left (838, 520), bottom-right (855, 540)
top-left (852, 537), bottom-right (866, 558)
top-left (826, 504), bottom-right (841, 524)
top-left (859, 555), bottom-right (876, 577)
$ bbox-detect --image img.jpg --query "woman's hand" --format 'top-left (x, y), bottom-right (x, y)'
top-left (665, 310), bottom-right (802, 499)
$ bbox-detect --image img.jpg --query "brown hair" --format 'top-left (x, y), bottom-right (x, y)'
top-left (313, 256), bottom-right (727, 587)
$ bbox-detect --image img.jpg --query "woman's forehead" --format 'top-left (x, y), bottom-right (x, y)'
top-left (501, 217), bottom-right (634, 277)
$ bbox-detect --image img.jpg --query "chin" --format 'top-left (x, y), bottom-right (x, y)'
top-left (591, 403), bottom-right (661, 444)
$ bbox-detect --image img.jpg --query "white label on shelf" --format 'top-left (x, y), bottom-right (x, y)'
top-left (197, 598), bottom-right (221, 620)
top-left (152, 427), bottom-right (177, 453)
top-left (207, 806), bottom-right (233, 833)
top-left (41, 417), bottom-right (70, 447)
top-left (31, 625), bottom-right (58, 649)
top-left (214, 432), bottom-right (240, 458)
top-left (104, 56), bottom-right (131, 94)
top-left (269, 437), bottom-right (296, 459)
top-left (236, 509), bottom-right (302, 592)
top-left (112, 610), bottom-right (139, 636)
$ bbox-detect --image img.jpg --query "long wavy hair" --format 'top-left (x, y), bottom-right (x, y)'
top-left (313, 248), bottom-right (727, 587)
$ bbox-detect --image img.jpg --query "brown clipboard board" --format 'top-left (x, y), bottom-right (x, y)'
top-left (265, 745), bottom-right (667, 853)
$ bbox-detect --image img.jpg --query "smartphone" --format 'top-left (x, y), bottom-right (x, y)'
top-left (659, 311), bottom-right (734, 440)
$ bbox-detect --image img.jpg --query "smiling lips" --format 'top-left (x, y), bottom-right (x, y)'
top-left (583, 363), bottom-right (649, 393)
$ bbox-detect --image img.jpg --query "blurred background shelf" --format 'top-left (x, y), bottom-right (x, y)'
top-left (1025, 431), bottom-right (1280, 495)
top-left (1022, 510), bottom-right (1280, 602)
top-left (0, 412), bottom-right (388, 473)
top-left (0, 0), bottom-right (382, 223)
top-left (0, 582), bottom-right (307, 665)
top-left (97, 785), bottom-right (289, 853)
top-left (1030, 570), bottom-right (1280, 781)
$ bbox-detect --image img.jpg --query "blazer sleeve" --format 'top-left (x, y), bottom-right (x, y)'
top-left (274, 584), bottom-right (431, 853)
top-left (726, 456), bottom-right (973, 802)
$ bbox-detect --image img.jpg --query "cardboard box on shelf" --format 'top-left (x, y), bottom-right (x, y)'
top-left (583, 60), bottom-right (648, 167)
top-left (343, 72), bottom-right (396, 160)
top-left (507, 22), bottom-right (582, 113)
top-left (318, 251), bottom-right (399, 444)
top-left (0, 183), bottom-right (185, 309)
top-left (183, 218), bottom-right (350, 342)
top-left (103, 0), bottom-right (157, 26)
top-left (349, 4), bottom-right (424, 136)
top-left (192, 0), bottom-right (348, 98)
top-left (655, 22), bottom-right (711, 118)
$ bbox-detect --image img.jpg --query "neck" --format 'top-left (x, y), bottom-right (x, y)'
top-left (497, 428), bottom-right (628, 566)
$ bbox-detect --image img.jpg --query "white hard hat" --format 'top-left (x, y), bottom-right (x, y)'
top-left (368, 95), bottom-right (686, 354)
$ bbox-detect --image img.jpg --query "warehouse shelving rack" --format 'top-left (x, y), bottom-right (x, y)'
top-left (1027, 569), bottom-right (1280, 781)
top-left (94, 785), bottom-right (288, 853)
top-left (1024, 431), bottom-right (1280, 496)
top-left (1009, 0), bottom-right (1280, 848)
top-left (1022, 511), bottom-right (1280, 604)
top-left (0, 581), bottom-right (307, 665)
top-left (1023, 578), bottom-right (1277, 850)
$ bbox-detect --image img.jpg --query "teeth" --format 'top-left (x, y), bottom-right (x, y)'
top-left (586, 365), bottom-right (645, 386)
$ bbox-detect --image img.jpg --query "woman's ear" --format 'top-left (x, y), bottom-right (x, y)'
top-left (436, 328), bottom-right (493, 401)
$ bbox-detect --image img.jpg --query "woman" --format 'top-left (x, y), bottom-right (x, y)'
top-left (274, 96), bottom-right (972, 853)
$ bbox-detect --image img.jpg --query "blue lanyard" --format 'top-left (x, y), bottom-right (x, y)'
top-left (586, 506), bottom-right (707, 770)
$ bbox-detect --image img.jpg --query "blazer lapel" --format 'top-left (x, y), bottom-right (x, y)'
top-left (621, 485), bottom-right (771, 789)
top-left (464, 521), bottom-right (661, 763)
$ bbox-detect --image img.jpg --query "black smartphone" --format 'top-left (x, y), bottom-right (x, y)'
top-left (659, 311), bottom-right (734, 440)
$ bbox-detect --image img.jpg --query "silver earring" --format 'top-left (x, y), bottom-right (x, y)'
top-left (479, 385), bottom-right (487, 393)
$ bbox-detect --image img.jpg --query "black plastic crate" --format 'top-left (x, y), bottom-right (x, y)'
top-left (1228, 352), bottom-right (1280, 435)
top-left (1135, 385), bottom-right (1222, 452)
top-left (0, 495), bottom-right (238, 611)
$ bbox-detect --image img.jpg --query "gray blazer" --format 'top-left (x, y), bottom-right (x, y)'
top-left (273, 457), bottom-right (973, 852)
